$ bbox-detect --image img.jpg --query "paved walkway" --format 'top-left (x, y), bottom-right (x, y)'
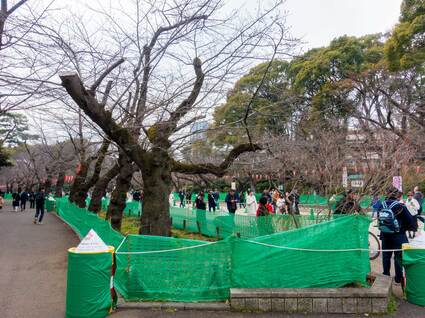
top-left (0, 204), bottom-right (78, 318)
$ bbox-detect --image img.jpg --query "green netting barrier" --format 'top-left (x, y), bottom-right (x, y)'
top-left (116, 235), bottom-right (232, 301)
top-left (170, 192), bottom-right (398, 211)
top-left (403, 246), bottom-right (425, 307)
top-left (56, 198), bottom-right (370, 303)
top-left (170, 207), bottom-right (327, 239)
top-left (124, 201), bottom-right (141, 216)
top-left (231, 215), bottom-right (370, 289)
top-left (56, 198), bottom-right (124, 248)
top-left (4, 193), bottom-right (12, 199)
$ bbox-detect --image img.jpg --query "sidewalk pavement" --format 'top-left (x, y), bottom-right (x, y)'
top-left (0, 204), bottom-right (78, 318)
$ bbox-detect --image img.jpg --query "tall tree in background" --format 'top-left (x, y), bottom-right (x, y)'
top-left (385, 0), bottom-right (425, 71)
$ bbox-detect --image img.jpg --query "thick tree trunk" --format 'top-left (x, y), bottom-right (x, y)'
top-left (139, 150), bottom-right (172, 236)
top-left (88, 163), bottom-right (120, 214)
top-left (69, 161), bottom-right (90, 206)
top-left (107, 155), bottom-right (133, 231)
top-left (44, 170), bottom-right (53, 192)
top-left (55, 171), bottom-right (65, 197)
top-left (71, 139), bottom-right (110, 208)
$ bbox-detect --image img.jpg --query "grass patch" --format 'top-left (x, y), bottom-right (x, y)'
top-left (387, 294), bottom-right (398, 314)
top-left (99, 211), bottom-right (217, 241)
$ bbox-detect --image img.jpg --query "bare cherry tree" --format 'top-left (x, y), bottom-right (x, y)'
top-left (49, 0), bottom-right (294, 235)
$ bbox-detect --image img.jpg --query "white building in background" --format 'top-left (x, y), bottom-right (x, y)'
top-left (190, 121), bottom-right (208, 143)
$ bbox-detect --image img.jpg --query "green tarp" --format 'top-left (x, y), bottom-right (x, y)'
top-left (66, 249), bottom-right (114, 318)
top-left (403, 246), bottom-right (425, 307)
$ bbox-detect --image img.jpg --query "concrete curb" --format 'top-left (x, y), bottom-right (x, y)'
top-left (230, 274), bottom-right (392, 314)
top-left (118, 300), bottom-right (230, 311)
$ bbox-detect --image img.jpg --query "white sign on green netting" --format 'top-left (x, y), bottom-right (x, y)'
top-left (76, 229), bottom-right (109, 252)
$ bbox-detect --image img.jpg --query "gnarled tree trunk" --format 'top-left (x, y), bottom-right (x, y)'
top-left (139, 150), bottom-right (172, 236)
top-left (70, 139), bottom-right (110, 208)
top-left (69, 161), bottom-right (90, 206)
top-left (55, 170), bottom-right (65, 197)
top-left (88, 163), bottom-right (120, 214)
top-left (107, 153), bottom-right (133, 231)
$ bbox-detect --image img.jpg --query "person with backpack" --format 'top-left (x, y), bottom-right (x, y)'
top-left (374, 186), bottom-right (416, 284)
top-left (34, 188), bottom-right (46, 224)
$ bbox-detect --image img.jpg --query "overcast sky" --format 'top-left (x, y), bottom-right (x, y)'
top-left (232, 0), bottom-right (403, 51)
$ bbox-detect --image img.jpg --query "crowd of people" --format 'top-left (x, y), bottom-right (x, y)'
top-left (1, 188), bottom-right (47, 224)
top-left (177, 188), bottom-right (301, 217)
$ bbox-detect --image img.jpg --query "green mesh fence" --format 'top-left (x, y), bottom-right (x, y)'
top-left (169, 192), bottom-right (402, 211)
top-left (4, 193), bottom-right (12, 199)
top-left (56, 198), bottom-right (371, 302)
top-left (116, 235), bottom-right (232, 301)
top-left (231, 215), bottom-right (371, 289)
top-left (170, 207), bottom-right (324, 239)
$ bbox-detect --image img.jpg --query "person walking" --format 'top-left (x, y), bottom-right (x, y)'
top-left (213, 189), bottom-right (220, 209)
top-left (225, 190), bottom-right (239, 214)
top-left (262, 189), bottom-right (272, 204)
top-left (12, 189), bottom-right (20, 212)
top-left (256, 196), bottom-right (274, 235)
top-left (413, 186), bottom-right (424, 224)
top-left (185, 191), bottom-right (192, 206)
top-left (29, 191), bottom-right (35, 209)
top-left (34, 188), bottom-right (46, 224)
top-left (207, 191), bottom-right (217, 212)
top-left (276, 193), bottom-right (287, 214)
top-left (246, 191), bottom-right (257, 215)
top-left (20, 190), bottom-right (29, 211)
top-left (239, 191), bottom-right (246, 209)
top-left (178, 189), bottom-right (186, 208)
top-left (334, 190), bottom-right (361, 215)
top-left (272, 189), bottom-right (280, 213)
top-left (288, 189), bottom-right (301, 215)
top-left (374, 186), bottom-right (416, 285)
top-left (0, 194), bottom-right (4, 210)
top-left (405, 191), bottom-right (420, 238)
top-left (256, 197), bottom-right (273, 217)
top-left (195, 192), bottom-right (206, 210)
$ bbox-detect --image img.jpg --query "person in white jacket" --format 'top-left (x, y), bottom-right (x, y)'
top-left (406, 191), bottom-right (420, 238)
top-left (246, 191), bottom-right (257, 215)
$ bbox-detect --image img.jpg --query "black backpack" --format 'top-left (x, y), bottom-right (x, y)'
top-left (378, 201), bottom-right (400, 234)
